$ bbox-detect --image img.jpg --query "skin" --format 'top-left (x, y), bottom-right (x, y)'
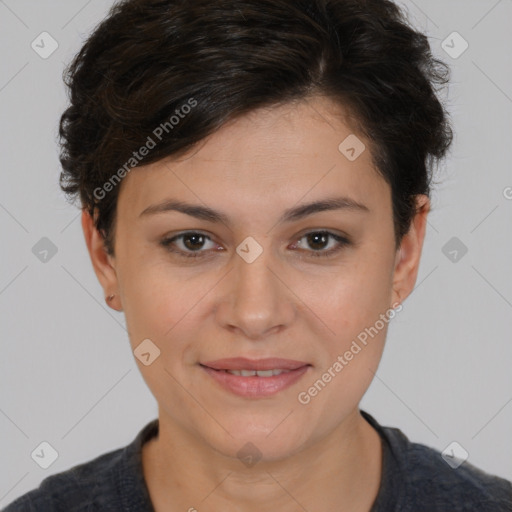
top-left (82, 95), bottom-right (429, 512)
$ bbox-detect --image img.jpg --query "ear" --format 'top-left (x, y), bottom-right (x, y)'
top-left (391, 195), bottom-right (430, 306)
top-left (81, 208), bottom-right (122, 311)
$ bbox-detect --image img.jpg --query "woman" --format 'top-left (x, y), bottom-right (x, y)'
top-left (4, 0), bottom-right (511, 510)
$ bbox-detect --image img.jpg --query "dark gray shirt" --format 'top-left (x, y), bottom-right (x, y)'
top-left (3, 410), bottom-right (512, 511)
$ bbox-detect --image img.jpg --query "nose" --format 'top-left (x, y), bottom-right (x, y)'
top-left (215, 242), bottom-right (296, 340)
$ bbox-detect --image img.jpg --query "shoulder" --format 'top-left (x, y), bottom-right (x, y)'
top-left (2, 419), bottom-right (158, 512)
top-left (362, 410), bottom-right (512, 512)
top-left (403, 440), bottom-right (512, 511)
top-left (2, 446), bottom-right (125, 512)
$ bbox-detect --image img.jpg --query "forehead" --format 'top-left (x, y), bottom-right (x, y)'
top-left (116, 96), bottom-right (389, 220)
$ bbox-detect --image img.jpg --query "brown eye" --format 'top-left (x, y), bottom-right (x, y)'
top-left (305, 232), bottom-right (330, 250)
top-left (160, 232), bottom-right (216, 258)
top-left (181, 233), bottom-right (207, 251)
top-left (294, 231), bottom-right (351, 258)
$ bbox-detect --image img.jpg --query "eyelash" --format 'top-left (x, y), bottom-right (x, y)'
top-left (160, 231), bottom-right (351, 259)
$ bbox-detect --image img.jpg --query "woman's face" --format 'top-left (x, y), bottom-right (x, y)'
top-left (85, 96), bottom-right (427, 462)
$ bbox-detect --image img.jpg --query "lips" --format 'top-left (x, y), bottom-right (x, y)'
top-left (200, 357), bottom-right (311, 398)
top-left (224, 369), bottom-right (290, 377)
top-left (201, 357), bottom-right (309, 372)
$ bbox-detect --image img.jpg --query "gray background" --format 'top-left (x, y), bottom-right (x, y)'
top-left (1, 0), bottom-right (511, 506)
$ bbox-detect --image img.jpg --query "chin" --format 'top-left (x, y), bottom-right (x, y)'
top-left (205, 417), bottom-right (309, 462)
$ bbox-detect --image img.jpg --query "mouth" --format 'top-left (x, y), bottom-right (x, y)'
top-left (199, 357), bottom-right (311, 398)
top-left (216, 368), bottom-right (293, 377)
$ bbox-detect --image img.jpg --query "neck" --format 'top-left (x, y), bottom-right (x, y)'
top-left (142, 408), bottom-right (382, 512)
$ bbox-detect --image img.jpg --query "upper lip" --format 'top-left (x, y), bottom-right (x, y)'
top-left (201, 357), bottom-right (310, 371)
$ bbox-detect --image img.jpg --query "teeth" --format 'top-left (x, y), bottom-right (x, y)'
top-left (225, 369), bottom-right (292, 377)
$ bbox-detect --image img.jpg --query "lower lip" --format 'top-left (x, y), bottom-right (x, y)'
top-left (201, 365), bottom-right (310, 398)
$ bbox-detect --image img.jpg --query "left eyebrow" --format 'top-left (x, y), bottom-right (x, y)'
top-left (280, 196), bottom-right (370, 223)
top-left (138, 196), bottom-right (370, 226)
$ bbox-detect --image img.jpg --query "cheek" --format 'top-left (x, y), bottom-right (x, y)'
top-left (120, 262), bottom-right (216, 362)
top-left (320, 259), bottom-right (393, 332)
top-left (117, 257), bottom-right (180, 346)
top-left (297, 277), bottom-right (393, 419)
top-left (308, 252), bottom-right (395, 383)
